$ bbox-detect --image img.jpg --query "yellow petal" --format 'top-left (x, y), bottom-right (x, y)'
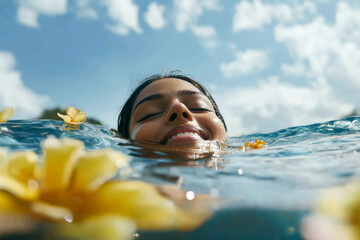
top-left (46, 214), bottom-right (136, 240)
top-left (85, 181), bottom-right (211, 230)
top-left (155, 185), bottom-right (213, 230)
top-left (0, 149), bottom-right (39, 201)
top-left (254, 139), bottom-right (266, 148)
top-left (83, 181), bottom-right (185, 230)
top-left (73, 112), bottom-right (87, 123)
top-left (313, 182), bottom-right (360, 240)
top-left (7, 151), bottom-right (38, 184)
top-left (30, 201), bottom-right (73, 221)
top-left (69, 121), bottom-right (85, 125)
top-left (0, 148), bottom-right (6, 174)
top-left (0, 192), bottom-right (31, 213)
top-left (240, 139), bottom-right (266, 150)
top-left (0, 175), bottom-right (39, 201)
top-left (316, 184), bottom-right (360, 221)
top-left (66, 107), bottom-right (80, 120)
top-left (71, 149), bottom-right (128, 193)
top-left (244, 141), bottom-right (254, 147)
top-left (256, 141), bottom-right (266, 148)
top-left (0, 107), bottom-right (15, 123)
top-left (57, 113), bottom-right (72, 123)
top-left (42, 137), bottom-right (84, 192)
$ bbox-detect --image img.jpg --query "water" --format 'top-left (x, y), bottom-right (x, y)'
top-left (1, 117), bottom-right (360, 239)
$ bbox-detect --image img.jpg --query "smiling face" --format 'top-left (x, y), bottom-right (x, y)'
top-left (129, 78), bottom-right (227, 148)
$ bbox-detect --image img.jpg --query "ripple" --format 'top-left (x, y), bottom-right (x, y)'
top-left (1, 117), bottom-right (360, 210)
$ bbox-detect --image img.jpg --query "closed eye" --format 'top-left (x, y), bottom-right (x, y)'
top-left (189, 108), bottom-right (212, 112)
top-left (137, 111), bottom-right (164, 122)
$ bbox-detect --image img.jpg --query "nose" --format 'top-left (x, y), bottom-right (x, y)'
top-left (165, 101), bottom-right (194, 124)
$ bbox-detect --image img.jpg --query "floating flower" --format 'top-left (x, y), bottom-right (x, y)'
top-left (237, 139), bottom-right (266, 150)
top-left (57, 107), bottom-right (87, 125)
top-left (0, 137), bottom-right (211, 240)
top-left (0, 107), bottom-right (15, 123)
top-left (302, 182), bottom-right (360, 240)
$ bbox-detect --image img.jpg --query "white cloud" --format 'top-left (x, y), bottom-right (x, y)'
top-left (103, 0), bottom-right (142, 35)
top-left (214, 78), bottom-right (353, 135)
top-left (17, 0), bottom-right (67, 28)
top-left (77, 8), bottom-right (98, 20)
top-left (174, 0), bottom-right (220, 32)
top-left (233, 0), bottom-right (317, 32)
top-left (144, 2), bottom-right (166, 30)
top-left (0, 52), bottom-right (51, 119)
top-left (220, 49), bottom-right (270, 77)
top-left (174, 0), bottom-right (220, 48)
top-left (75, 0), bottom-right (98, 20)
top-left (281, 61), bottom-right (308, 77)
top-left (216, 1), bottom-right (360, 135)
top-left (17, 6), bottom-right (38, 28)
top-left (275, 1), bottom-right (360, 104)
top-left (191, 25), bottom-right (217, 48)
top-left (19, 0), bottom-right (67, 15)
top-left (191, 25), bottom-right (215, 38)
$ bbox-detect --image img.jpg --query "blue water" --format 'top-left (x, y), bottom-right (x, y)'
top-left (1, 117), bottom-right (360, 239)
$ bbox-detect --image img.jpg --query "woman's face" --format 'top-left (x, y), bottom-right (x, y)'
top-left (129, 78), bottom-right (226, 148)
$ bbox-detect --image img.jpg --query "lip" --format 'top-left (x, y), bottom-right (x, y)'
top-left (160, 125), bottom-right (209, 145)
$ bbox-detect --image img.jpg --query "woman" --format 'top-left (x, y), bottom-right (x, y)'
top-left (118, 72), bottom-right (227, 159)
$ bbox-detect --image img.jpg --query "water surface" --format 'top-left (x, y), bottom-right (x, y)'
top-left (1, 117), bottom-right (360, 239)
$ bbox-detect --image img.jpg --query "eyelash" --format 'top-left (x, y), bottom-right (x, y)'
top-left (137, 111), bottom-right (164, 122)
top-left (189, 108), bottom-right (211, 112)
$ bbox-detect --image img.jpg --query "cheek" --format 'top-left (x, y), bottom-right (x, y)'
top-left (200, 115), bottom-right (226, 140)
top-left (130, 121), bottom-right (163, 142)
top-left (130, 124), bottom-right (142, 139)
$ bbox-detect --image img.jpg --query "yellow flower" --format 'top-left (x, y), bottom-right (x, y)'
top-left (0, 137), bottom-right (211, 240)
top-left (302, 182), bottom-right (360, 240)
top-left (237, 139), bottom-right (267, 150)
top-left (0, 107), bottom-right (15, 123)
top-left (57, 107), bottom-right (87, 125)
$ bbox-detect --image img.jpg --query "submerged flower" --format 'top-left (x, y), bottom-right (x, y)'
top-left (237, 139), bottom-right (266, 150)
top-left (302, 182), bottom-right (360, 240)
top-left (0, 137), bottom-right (211, 240)
top-left (0, 107), bottom-right (15, 123)
top-left (57, 107), bottom-right (87, 125)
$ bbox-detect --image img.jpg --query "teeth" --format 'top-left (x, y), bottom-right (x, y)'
top-left (168, 132), bottom-right (200, 142)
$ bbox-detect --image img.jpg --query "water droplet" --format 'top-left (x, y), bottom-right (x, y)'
top-left (238, 168), bottom-right (244, 175)
top-left (133, 233), bottom-right (140, 238)
top-left (64, 214), bottom-right (74, 223)
top-left (186, 191), bottom-right (195, 200)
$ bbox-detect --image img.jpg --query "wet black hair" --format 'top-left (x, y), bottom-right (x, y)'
top-left (117, 71), bottom-right (227, 138)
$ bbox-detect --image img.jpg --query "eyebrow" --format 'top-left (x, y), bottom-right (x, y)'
top-left (133, 90), bottom-right (203, 113)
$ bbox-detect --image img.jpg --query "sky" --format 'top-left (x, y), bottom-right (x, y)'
top-left (0, 0), bottom-right (359, 136)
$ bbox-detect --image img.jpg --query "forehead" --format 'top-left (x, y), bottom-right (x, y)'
top-left (135, 78), bottom-right (201, 103)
